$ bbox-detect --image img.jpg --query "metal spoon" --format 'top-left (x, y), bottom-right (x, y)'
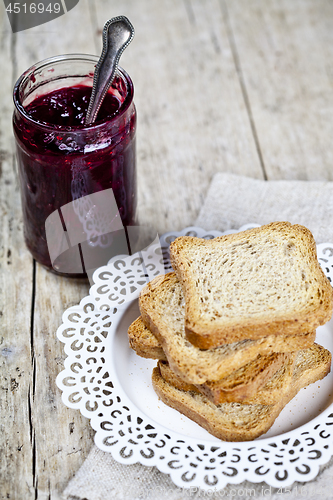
top-left (85, 16), bottom-right (135, 125)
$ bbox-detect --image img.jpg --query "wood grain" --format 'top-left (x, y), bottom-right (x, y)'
top-left (1, 0), bottom-right (333, 498)
top-left (95, 0), bottom-right (264, 234)
top-left (0, 3), bottom-right (35, 498)
top-left (32, 267), bottom-right (92, 496)
top-left (225, 0), bottom-right (333, 180)
top-left (14, 2), bottom-right (97, 497)
top-left (1, 1), bottom-right (96, 498)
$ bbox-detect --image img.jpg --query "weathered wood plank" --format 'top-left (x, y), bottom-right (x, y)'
top-left (0, 3), bottom-right (34, 499)
top-left (225, 0), bottom-right (333, 180)
top-left (14, 0), bottom-right (98, 76)
top-left (32, 267), bottom-right (92, 496)
top-left (95, 0), bottom-right (264, 235)
top-left (5, 0), bottom-right (333, 497)
top-left (7, 1), bottom-right (98, 497)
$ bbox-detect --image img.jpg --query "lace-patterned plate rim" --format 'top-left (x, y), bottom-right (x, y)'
top-left (56, 225), bottom-right (333, 491)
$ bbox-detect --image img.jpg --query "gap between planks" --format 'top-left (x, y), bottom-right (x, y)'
top-left (220, 0), bottom-right (268, 180)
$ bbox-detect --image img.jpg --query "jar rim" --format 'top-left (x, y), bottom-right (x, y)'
top-left (13, 53), bottom-right (134, 132)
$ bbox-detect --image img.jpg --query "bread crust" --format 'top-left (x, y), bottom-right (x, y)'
top-left (170, 222), bottom-right (333, 348)
top-left (152, 344), bottom-right (331, 441)
top-left (195, 352), bottom-right (294, 404)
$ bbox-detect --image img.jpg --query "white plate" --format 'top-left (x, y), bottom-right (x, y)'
top-left (56, 225), bottom-right (333, 490)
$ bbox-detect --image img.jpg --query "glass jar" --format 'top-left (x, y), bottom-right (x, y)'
top-left (13, 53), bottom-right (137, 277)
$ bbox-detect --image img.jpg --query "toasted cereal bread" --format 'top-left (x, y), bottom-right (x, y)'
top-left (138, 273), bottom-right (316, 384)
top-left (169, 222), bottom-right (333, 348)
top-left (152, 344), bottom-right (331, 441)
top-left (158, 344), bottom-right (330, 405)
top-left (130, 311), bottom-right (295, 403)
top-left (158, 351), bottom-right (295, 404)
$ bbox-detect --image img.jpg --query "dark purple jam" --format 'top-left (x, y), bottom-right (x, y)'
top-left (25, 85), bottom-right (121, 127)
top-left (13, 80), bottom-right (136, 277)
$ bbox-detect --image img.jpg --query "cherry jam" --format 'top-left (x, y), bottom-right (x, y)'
top-left (25, 85), bottom-right (121, 127)
top-left (13, 57), bottom-right (136, 277)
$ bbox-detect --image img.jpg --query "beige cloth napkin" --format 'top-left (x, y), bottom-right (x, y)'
top-left (63, 173), bottom-right (333, 500)
top-left (195, 173), bottom-right (333, 244)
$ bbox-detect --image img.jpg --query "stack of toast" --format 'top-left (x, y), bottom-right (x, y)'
top-left (127, 222), bottom-right (333, 441)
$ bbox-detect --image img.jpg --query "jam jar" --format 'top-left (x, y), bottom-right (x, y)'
top-left (13, 54), bottom-right (137, 277)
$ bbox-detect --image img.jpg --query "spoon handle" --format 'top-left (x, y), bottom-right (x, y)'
top-left (85, 16), bottom-right (135, 125)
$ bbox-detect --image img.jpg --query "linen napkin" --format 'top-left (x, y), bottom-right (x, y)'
top-left (195, 173), bottom-right (333, 244)
top-left (63, 173), bottom-right (333, 500)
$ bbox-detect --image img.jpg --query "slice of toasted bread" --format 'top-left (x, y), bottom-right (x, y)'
top-left (158, 344), bottom-right (330, 405)
top-left (158, 350), bottom-right (295, 404)
top-left (169, 222), bottom-right (333, 348)
top-left (128, 317), bottom-right (166, 360)
top-left (138, 273), bottom-right (316, 384)
top-left (152, 344), bottom-right (331, 441)
top-left (157, 353), bottom-right (296, 404)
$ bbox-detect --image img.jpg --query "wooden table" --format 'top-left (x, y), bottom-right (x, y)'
top-left (2, 0), bottom-right (333, 498)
